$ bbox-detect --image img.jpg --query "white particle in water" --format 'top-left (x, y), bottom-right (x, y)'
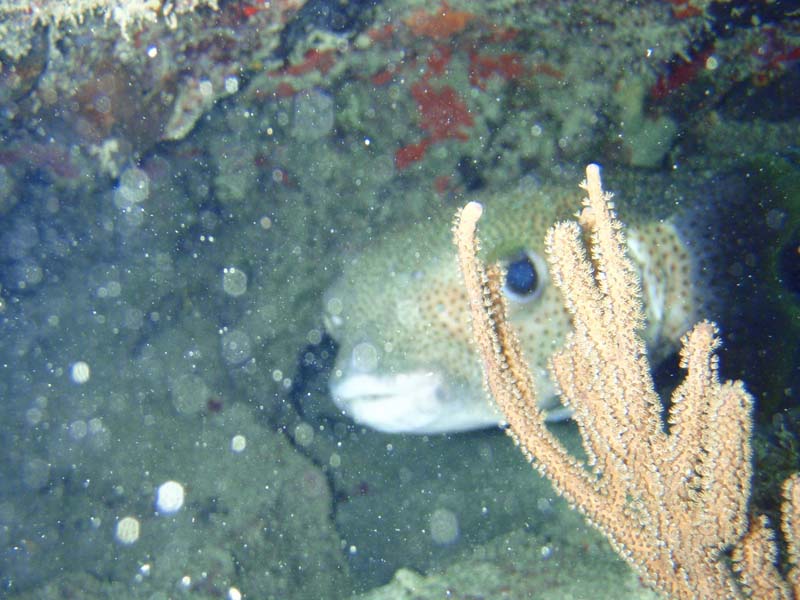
top-left (222, 267), bottom-right (248, 297)
top-left (429, 508), bottom-right (460, 545)
top-left (156, 480), bottom-right (185, 514)
top-left (294, 422), bottom-right (314, 447)
top-left (22, 458), bottom-right (50, 490)
top-left (291, 88), bottom-right (334, 140)
top-left (70, 361), bottom-right (91, 384)
top-left (352, 342), bottom-right (379, 371)
top-left (115, 166), bottom-right (150, 208)
top-left (69, 420), bottom-right (88, 440)
top-left (115, 516), bottom-right (140, 545)
top-left (221, 329), bottom-right (252, 365)
top-left (170, 373), bottom-right (210, 415)
top-left (25, 407), bottom-right (43, 426)
top-left (224, 76), bottom-right (239, 94)
top-left (231, 434), bottom-right (246, 453)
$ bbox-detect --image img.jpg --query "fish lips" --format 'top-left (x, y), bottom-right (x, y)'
top-left (329, 369), bottom-right (503, 434)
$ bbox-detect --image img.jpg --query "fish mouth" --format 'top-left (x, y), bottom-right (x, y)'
top-left (329, 370), bottom-right (502, 434)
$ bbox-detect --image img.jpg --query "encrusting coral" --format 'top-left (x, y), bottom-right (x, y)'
top-left (453, 164), bottom-right (800, 599)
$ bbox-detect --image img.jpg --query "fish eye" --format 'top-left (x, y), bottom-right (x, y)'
top-left (502, 250), bottom-right (547, 303)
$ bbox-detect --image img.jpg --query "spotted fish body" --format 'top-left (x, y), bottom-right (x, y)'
top-left (324, 175), bottom-right (707, 434)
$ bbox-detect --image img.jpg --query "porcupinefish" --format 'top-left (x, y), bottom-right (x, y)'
top-left (323, 171), bottom-right (715, 434)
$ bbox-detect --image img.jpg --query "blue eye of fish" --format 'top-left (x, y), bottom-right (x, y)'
top-left (503, 251), bottom-right (544, 302)
top-left (506, 255), bottom-right (537, 294)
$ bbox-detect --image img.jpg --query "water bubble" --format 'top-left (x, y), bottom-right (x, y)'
top-left (221, 329), bottom-right (252, 365)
